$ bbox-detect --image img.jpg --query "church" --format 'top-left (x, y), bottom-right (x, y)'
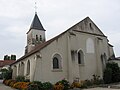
top-left (11, 13), bottom-right (114, 83)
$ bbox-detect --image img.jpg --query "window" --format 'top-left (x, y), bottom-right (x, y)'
top-left (52, 54), bottom-right (62, 69)
top-left (53, 57), bottom-right (59, 69)
top-left (21, 62), bottom-right (24, 76)
top-left (78, 50), bottom-right (84, 64)
top-left (36, 35), bottom-right (38, 41)
top-left (89, 23), bottom-right (93, 30)
top-left (27, 60), bottom-right (30, 75)
top-left (40, 35), bottom-right (42, 41)
top-left (86, 38), bottom-right (94, 53)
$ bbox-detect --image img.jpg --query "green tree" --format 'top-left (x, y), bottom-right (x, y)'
top-left (103, 62), bottom-right (120, 83)
top-left (11, 55), bottom-right (16, 60)
top-left (0, 68), bottom-right (12, 79)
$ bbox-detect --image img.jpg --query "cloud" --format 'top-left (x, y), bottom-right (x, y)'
top-left (0, 0), bottom-right (120, 59)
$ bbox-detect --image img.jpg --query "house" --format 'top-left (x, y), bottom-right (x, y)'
top-left (11, 13), bottom-right (114, 83)
top-left (0, 60), bottom-right (15, 70)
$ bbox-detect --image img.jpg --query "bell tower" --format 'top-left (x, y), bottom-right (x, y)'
top-left (25, 13), bottom-right (46, 54)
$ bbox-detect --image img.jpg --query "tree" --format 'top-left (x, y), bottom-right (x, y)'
top-left (0, 68), bottom-right (12, 79)
top-left (11, 55), bottom-right (16, 60)
top-left (4, 55), bottom-right (16, 60)
top-left (103, 62), bottom-right (120, 83)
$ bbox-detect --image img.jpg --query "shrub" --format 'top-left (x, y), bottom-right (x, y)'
top-left (42, 82), bottom-right (53, 90)
top-left (103, 68), bottom-right (112, 84)
top-left (103, 62), bottom-right (120, 83)
top-left (28, 84), bottom-right (39, 90)
top-left (13, 82), bottom-right (30, 89)
top-left (71, 81), bottom-right (81, 88)
top-left (83, 80), bottom-right (93, 87)
top-left (20, 82), bottom-right (30, 90)
top-left (32, 81), bottom-right (43, 90)
top-left (16, 76), bottom-right (25, 82)
top-left (1, 68), bottom-right (12, 79)
top-left (91, 74), bottom-right (104, 85)
top-left (54, 83), bottom-right (64, 90)
top-left (58, 79), bottom-right (70, 90)
top-left (9, 80), bottom-right (17, 87)
top-left (13, 82), bottom-right (22, 89)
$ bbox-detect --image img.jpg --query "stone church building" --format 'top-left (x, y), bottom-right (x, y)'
top-left (11, 13), bottom-right (114, 83)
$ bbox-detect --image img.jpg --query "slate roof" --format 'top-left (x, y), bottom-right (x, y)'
top-left (29, 13), bottom-right (45, 31)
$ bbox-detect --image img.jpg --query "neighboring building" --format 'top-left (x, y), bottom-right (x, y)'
top-left (108, 57), bottom-right (120, 67)
top-left (0, 60), bottom-right (15, 70)
top-left (11, 13), bottom-right (115, 83)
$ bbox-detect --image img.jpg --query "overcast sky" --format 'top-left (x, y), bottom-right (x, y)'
top-left (0, 0), bottom-right (120, 60)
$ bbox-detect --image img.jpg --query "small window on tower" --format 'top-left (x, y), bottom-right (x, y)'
top-left (36, 35), bottom-right (38, 41)
top-left (40, 35), bottom-right (42, 41)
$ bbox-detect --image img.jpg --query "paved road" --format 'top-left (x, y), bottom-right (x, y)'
top-left (84, 87), bottom-right (119, 90)
top-left (0, 80), bottom-right (16, 90)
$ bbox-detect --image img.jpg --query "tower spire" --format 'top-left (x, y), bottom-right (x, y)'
top-left (35, 0), bottom-right (37, 14)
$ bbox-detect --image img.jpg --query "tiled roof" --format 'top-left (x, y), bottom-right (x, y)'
top-left (11, 17), bottom-right (109, 65)
top-left (11, 29), bottom-right (68, 65)
top-left (0, 60), bottom-right (15, 67)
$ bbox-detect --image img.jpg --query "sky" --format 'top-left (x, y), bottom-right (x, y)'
top-left (0, 0), bottom-right (120, 60)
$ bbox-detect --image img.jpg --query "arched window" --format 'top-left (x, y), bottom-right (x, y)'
top-left (27, 60), bottom-right (30, 75)
top-left (40, 35), bottom-right (42, 41)
top-left (78, 50), bottom-right (84, 64)
top-left (53, 57), bottom-right (59, 69)
top-left (36, 35), bottom-right (38, 41)
top-left (86, 38), bottom-right (94, 53)
top-left (18, 64), bottom-right (21, 75)
top-left (21, 62), bottom-right (24, 76)
top-left (52, 54), bottom-right (62, 69)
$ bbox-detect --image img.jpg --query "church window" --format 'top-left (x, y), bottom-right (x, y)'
top-left (18, 64), bottom-right (21, 75)
top-left (53, 57), bottom-right (59, 69)
top-left (40, 35), bottom-right (42, 41)
top-left (21, 62), bottom-right (24, 76)
top-left (86, 38), bottom-right (95, 53)
top-left (52, 54), bottom-right (62, 69)
top-left (36, 35), bottom-right (38, 41)
top-left (27, 60), bottom-right (30, 75)
top-left (89, 23), bottom-right (93, 30)
top-left (78, 50), bottom-right (84, 64)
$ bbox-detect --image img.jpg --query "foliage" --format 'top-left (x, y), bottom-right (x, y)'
top-left (29, 81), bottom-right (53, 90)
top-left (1, 68), bottom-right (12, 79)
top-left (54, 83), bottom-right (64, 90)
top-left (103, 67), bottom-right (112, 84)
top-left (11, 55), bottom-right (16, 60)
top-left (91, 74), bottom-right (104, 85)
top-left (82, 80), bottom-right (93, 87)
top-left (28, 84), bottom-right (39, 90)
top-left (31, 81), bottom-right (43, 90)
top-left (13, 82), bottom-right (30, 89)
top-left (42, 82), bottom-right (53, 90)
top-left (103, 62), bottom-right (120, 83)
top-left (4, 54), bottom-right (16, 60)
top-left (71, 81), bottom-right (81, 88)
top-left (15, 76), bottom-right (25, 82)
top-left (57, 79), bottom-right (70, 90)
top-left (3, 79), bottom-right (30, 90)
